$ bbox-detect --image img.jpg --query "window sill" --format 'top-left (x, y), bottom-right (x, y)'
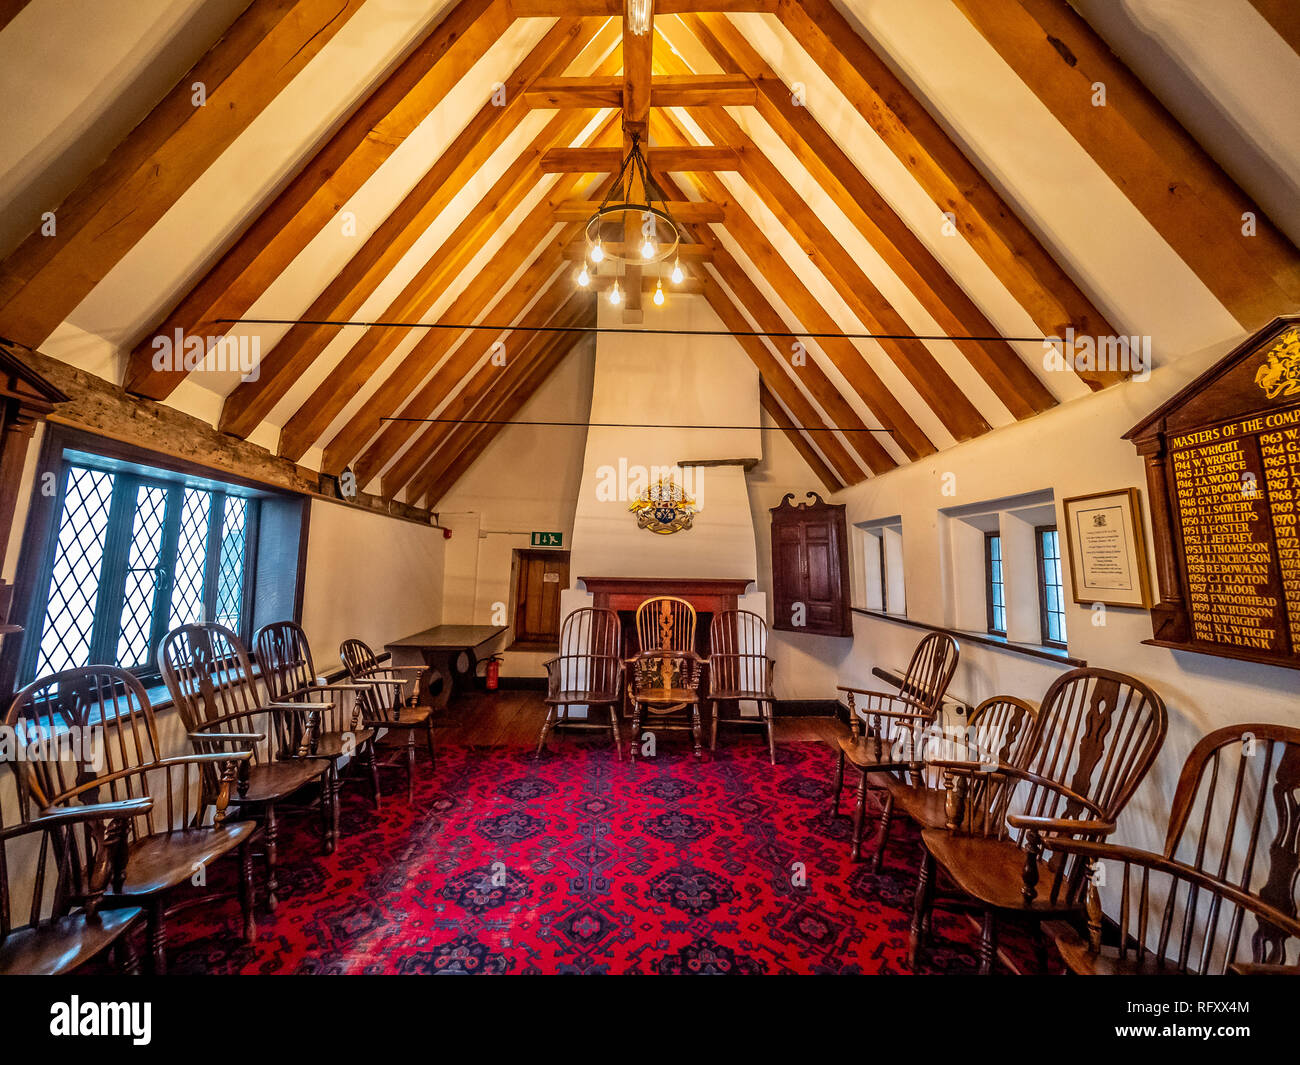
top-left (851, 607), bottom-right (1086, 667)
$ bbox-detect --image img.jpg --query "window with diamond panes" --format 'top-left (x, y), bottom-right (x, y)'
top-left (25, 463), bottom-right (257, 683)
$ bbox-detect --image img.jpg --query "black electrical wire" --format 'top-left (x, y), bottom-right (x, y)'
top-left (379, 417), bottom-right (894, 433)
top-left (218, 316), bottom-right (1048, 345)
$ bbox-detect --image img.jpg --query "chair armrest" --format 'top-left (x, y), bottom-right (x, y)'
top-left (1, 797), bottom-right (154, 841)
top-left (188, 730), bottom-right (265, 749)
top-left (1005, 812), bottom-right (1115, 837)
top-left (267, 700), bottom-right (334, 710)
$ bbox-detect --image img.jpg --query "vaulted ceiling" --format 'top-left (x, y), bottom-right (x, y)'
top-left (0, 0), bottom-right (1297, 505)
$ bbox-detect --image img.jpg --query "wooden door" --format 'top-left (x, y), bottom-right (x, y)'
top-left (770, 493), bottom-right (852, 636)
top-left (514, 550), bottom-right (569, 644)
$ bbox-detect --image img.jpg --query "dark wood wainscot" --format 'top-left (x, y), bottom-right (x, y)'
top-left (0, 339), bottom-right (67, 634)
top-left (1124, 315), bottom-right (1300, 669)
top-left (770, 491), bottom-right (852, 637)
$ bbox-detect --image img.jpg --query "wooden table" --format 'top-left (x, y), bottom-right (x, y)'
top-left (385, 625), bottom-right (506, 710)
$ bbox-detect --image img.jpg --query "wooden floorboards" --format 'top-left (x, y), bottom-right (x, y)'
top-left (436, 688), bottom-right (851, 749)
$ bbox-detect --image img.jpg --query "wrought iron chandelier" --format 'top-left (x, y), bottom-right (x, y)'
top-left (625, 0), bottom-right (651, 36)
top-left (577, 132), bottom-right (685, 308)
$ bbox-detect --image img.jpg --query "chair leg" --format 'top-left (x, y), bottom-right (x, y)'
top-left (692, 704), bottom-right (703, 760)
top-left (765, 703), bottom-right (776, 766)
top-left (263, 803), bottom-right (279, 912)
top-left (406, 736), bottom-right (416, 803)
top-left (238, 840), bottom-right (257, 943)
top-left (979, 910), bottom-right (998, 975)
top-left (870, 791), bottom-right (895, 874)
top-left (147, 897), bottom-right (167, 976)
top-left (850, 771), bottom-right (868, 862)
top-left (710, 701), bottom-right (719, 752)
top-left (366, 738), bottom-right (381, 811)
top-left (608, 705), bottom-right (622, 761)
top-left (831, 750), bottom-right (845, 819)
top-left (320, 764), bottom-right (336, 855)
top-left (909, 848), bottom-right (934, 969)
top-left (629, 702), bottom-right (642, 762)
top-left (115, 929), bottom-right (141, 975)
top-left (424, 721), bottom-right (436, 769)
top-left (535, 707), bottom-right (556, 758)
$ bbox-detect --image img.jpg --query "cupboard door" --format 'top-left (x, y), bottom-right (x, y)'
top-left (770, 492), bottom-right (852, 637)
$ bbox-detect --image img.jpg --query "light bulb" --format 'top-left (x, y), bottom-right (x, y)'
top-left (591, 237), bottom-right (604, 263)
top-left (577, 264), bottom-right (590, 287)
top-left (653, 280), bottom-right (665, 306)
top-left (609, 280), bottom-right (622, 306)
top-left (671, 258), bottom-right (684, 284)
top-left (641, 238), bottom-right (656, 260)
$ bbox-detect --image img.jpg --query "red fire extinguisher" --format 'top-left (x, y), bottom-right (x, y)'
top-left (484, 654), bottom-right (502, 692)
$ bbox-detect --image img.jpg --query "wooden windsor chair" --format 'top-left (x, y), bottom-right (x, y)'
top-left (535, 608), bottom-right (624, 758)
top-left (1044, 722), bottom-right (1300, 975)
top-left (0, 790), bottom-right (150, 975)
top-left (706, 609), bottom-right (777, 764)
top-left (159, 622), bottom-right (334, 911)
top-left (913, 667), bottom-right (1167, 974)
top-left (831, 632), bottom-right (959, 861)
top-left (340, 638), bottom-right (435, 802)
top-left (255, 620), bottom-right (381, 831)
top-left (7, 665), bottom-right (257, 974)
top-left (627, 596), bottom-right (705, 762)
top-left (866, 693), bottom-right (1037, 875)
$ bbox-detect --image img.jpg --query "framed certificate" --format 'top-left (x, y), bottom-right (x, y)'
top-left (1061, 488), bottom-right (1153, 608)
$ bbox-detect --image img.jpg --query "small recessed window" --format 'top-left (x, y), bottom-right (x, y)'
top-left (985, 532), bottom-right (1006, 636)
top-left (1036, 524), bottom-right (1068, 648)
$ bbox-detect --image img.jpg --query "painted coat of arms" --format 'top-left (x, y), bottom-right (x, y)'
top-left (1254, 326), bottom-right (1300, 399)
top-left (629, 476), bottom-right (696, 534)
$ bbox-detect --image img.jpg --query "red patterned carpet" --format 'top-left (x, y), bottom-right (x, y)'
top-left (161, 740), bottom-right (1044, 974)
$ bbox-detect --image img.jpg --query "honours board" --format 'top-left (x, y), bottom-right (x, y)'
top-left (1126, 316), bottom-right (1300, 669)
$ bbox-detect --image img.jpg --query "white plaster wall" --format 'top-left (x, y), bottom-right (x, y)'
top-left (300, 499), bottom-right (446, 672)
top-left (828, 329), bottom-right (1300, 858)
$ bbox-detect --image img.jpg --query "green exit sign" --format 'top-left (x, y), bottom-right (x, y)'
top-left (531, 531), bottom-right (563, 547)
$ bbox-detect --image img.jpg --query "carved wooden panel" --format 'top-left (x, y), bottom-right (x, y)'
top-left (1125, 315), bottom-right (1300, 669)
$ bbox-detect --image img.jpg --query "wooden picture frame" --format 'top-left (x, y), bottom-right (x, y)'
top-left (1061, 487), bottom-right (1153, 609)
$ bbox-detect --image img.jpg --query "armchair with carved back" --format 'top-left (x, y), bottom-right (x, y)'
top-left (256, 621), bottom-right (381, 829)
top-left (707, 610), bottom-right (777, 765)
top-left (159, 622), bottom-right (333, 910)
top-left (832, 631), bottom-right (959, 861)
top-left (7, 665), bottom-right (256, 974)
top-left (535, 607), bottom-right (623, 759)
top-left (0, 793), bottom-right (151, 975)
top-left (913, 666), bottom-right (1167, 974)
top-left (340, 638), bottom-right (435, 803)
top-left (627, 597), bottom-right (705, 761)
top-left (1043, 722), bottom-right (1300, 975)
top-left (864, 694), bottom-right (1037, 876)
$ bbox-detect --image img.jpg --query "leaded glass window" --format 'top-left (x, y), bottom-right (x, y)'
top-left (24, 461), bottom-right (258, 684)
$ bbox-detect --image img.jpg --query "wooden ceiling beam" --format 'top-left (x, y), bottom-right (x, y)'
top-left (418, 339), bottom-right (574, 507)
top-left (622, 1), bottom-right (653, 140)
top-left (393, 291), bottom-right (593, 501)
top-left (777, 0), bottom-right (1121, 384)
top-left (676, 12), bottom-right (1057, 419)
top-left (217, 18), bottom-right (599, 440)
top-left (540, 145), bottom-right (740, 172)
top-left (553, 198), bottom-right (725, 222)
top-left (360, 268), bottom-right (583, 491)
top-left (0, 2), bottom-right (34, 34)
top-left (697, 271), bottom-right (872, 485)
top-left (564, 240), bottom-right (711, 261)
top-left (526, 73), bottom-right (755, 109)
top-left (0, 0), bottom-right (368, 351)
top-left (952, 0), bottom-right (1300, 329)
top-left (272, 82), bottom-right (624, 464)
top-left (317, 166), bottom-right (614, 477)
top-left (759, 382), bottom-right (844, 495)
top-left (651, 111), bottom-right (934, 461)
top-left (663, 77), bottom-right (991, 442)
top-left (121, 0), bottom-right (515, 399)
top-left (510, 0), bottom-right (777, 14)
